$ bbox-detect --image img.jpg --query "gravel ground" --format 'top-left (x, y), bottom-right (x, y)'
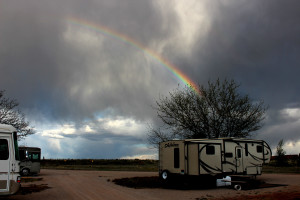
top-left (2, 169), bottom-right (300, 200)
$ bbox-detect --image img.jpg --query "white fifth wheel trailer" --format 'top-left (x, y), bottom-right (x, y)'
top-left (0, 124), bottom-right (21, 195)
top-left (159, 138), bottom-right (271, 180)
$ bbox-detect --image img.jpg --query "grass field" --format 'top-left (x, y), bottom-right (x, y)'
top-left (40, 159), bottom-right (300, 174)
top-left (262, 165), bottom-right (300, 174)
top-left (41, 159), bottom-right (159, 172)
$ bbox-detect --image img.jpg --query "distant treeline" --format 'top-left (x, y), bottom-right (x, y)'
top-left (41, 159), bottom-right (158, 166)
top-left (271, 154), bottom-right (299, 161)
top-left (40, 159), bottom-right (159, 171)
top-left (270, 154), bottom-right (300, 167)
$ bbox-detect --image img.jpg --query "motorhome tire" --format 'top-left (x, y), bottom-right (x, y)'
top-left (161, 170), bottom-right (169, 180)
top-left (21, 168), bottom-right (30, 176)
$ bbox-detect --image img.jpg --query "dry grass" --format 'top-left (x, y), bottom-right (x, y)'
top-left (41, 159), bottom-right (158, 172)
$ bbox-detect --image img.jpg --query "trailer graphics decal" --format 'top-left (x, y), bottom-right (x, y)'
top-left (164, 142), bottom-right (179, 148)
top-left (199, 144), bottom-right (222, 174)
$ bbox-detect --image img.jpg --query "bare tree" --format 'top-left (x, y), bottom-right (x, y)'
top-left (0, 90), bottom-right (34, 139)
top-left (276, 139), bottom-right (288, 166)
top-left (148, 78), bottom-right (268, 146)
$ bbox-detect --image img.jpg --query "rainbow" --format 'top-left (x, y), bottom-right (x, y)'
top-left (67, 17), bottom-right (201, 95)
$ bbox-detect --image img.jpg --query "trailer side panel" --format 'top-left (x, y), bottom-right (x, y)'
top-left (199, 143), bottom-right (222, 175)
top-left (186, 143), bottom-right (199, 175)
top-left (159, 141), bottom-right (185, 175)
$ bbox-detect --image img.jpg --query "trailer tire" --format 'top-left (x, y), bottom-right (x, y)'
top-left (234, 184), bottom-right (242, 191)
top-left (161, 170), bottom-right (169, 181)
top-left (21, 168), bottom-right (30, 176)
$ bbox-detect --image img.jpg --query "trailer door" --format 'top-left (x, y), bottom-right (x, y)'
top-left (0, 137), bottom-right (10, 193)
top-left (199, 144), bottom-right (222, 174)
top-left (235, 147), bottom-right (244, 173)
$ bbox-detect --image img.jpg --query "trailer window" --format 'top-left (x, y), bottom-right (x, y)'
top-left (225, 152), bottom-right (233, 158)
top-left (0, 139), bottom-right (9, 160)
top-left (174, 148), bottom-right (180, 168)
top-left (257, 145), bottom-right (263, 153)
top-left (206, 146), bottom-right (215, 155)
top-left (245, 143), bottom-right (249, 156)
top-left (237, 149), bottom-right (242, 158)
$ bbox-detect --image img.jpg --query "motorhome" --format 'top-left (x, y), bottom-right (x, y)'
top-left (19, 147), bottom-right (41, 175)
top-left (0, 124), bottom-right (21, 195)
top-left (159, 138), bottom-right (271, 180)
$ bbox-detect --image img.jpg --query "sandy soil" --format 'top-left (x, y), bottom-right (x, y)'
top-left (3, 169), bottom-right (300, 200)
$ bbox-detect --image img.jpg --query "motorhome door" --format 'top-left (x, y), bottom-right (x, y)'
top-left (0, 137), bottom-right (10, 192)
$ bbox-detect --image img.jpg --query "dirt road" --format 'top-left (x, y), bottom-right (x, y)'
top-left (4, 169), bottom-right (300, 200)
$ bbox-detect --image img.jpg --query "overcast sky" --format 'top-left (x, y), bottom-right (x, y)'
top-left (1, 0), bottom-right (300, 159)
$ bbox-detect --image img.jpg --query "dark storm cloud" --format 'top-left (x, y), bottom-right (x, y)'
top-left (173, 0), bottom-right (300, 149)
top-left (1, 0), bottom-right (300, 157)
top-left (182, 0), bottom-right (300, 107)
top-left (0, 0), bottom-right (178, 122)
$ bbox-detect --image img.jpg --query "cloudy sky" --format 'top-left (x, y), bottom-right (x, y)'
top-left (1, 0), bottom-right (299, 159)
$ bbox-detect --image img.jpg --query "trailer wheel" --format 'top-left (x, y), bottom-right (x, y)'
top-left (234, 184), bottom-right (242, 191)
top-left (161, 170), bottom-right (169, 180)
top-left (21, 168), bottom-right (30, 176)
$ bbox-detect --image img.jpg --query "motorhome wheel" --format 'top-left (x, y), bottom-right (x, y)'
top-left (21, 168), bottom-right (30, 176)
